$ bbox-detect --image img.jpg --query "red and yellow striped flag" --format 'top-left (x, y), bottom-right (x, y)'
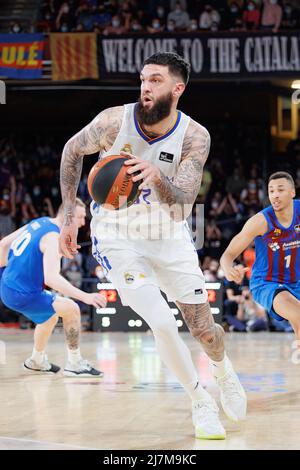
top-left (50, 33), bottom-right (98, 81)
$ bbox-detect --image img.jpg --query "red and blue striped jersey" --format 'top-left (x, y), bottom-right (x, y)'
top-left (251, 199), bottom-right (300, 288)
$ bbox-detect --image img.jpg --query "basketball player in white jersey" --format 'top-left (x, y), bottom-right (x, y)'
top-left (59, 53), bottom-right (246, 439)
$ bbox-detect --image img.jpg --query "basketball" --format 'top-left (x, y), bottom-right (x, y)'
top-left (87, 155), bottom-right (141, 210)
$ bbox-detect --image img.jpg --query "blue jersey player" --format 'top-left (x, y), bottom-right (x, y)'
top-left (221, 172), bottom-right (300, 341)
top-left (0, 198), bottom-right (106, 376)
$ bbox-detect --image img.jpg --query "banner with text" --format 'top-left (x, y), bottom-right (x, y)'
top-left (0, 34), bottom-right (44, 79)
top-left (97, 32), bottom-right (300, 80)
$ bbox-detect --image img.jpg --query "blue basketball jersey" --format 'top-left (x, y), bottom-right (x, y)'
top-left (251, 199), bottom-right (300, 288)
top-left (2, 217), bottom-right (60, 294)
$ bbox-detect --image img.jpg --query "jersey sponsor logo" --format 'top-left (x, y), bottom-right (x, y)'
top-left (294, 224), bottom-right (300, 233)
top-left (159, 151), bottom-right (174, 163)
top-left (268, 242), bottom-right (280, 252)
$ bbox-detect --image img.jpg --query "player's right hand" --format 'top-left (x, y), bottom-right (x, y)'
top-left (59, 221), bottom-right (80, 259)
top-left (82, 292), bottom-right (107, 308)
top-left (225, 265), bottom-right (249, 284)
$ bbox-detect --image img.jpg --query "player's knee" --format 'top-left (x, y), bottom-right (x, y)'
top-left (196, 323), bottom-right (224, 345)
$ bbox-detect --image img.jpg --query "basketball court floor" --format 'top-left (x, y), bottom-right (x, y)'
top-left (0, 329), bottom-right (299, 450)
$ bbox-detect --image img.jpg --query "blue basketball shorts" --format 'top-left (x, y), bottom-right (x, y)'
top-left (251, 281), bottom-right (300, 321)
top-left (0, 283), bottom-right (57, 324)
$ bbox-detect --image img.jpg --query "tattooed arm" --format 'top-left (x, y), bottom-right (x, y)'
top-left (60, 106), bottom-right (123, 257)
top-left (154, 119), bottom-right (211, 220)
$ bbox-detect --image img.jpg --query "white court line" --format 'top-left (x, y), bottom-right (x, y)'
top-left (0, 436), bottom-right (97, 450)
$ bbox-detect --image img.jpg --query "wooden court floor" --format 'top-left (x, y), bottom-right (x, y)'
top-left (0, 329), bottom-right (299, 450)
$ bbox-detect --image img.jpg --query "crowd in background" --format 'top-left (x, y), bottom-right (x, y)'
top-left (8, 0), bottom-right (300, 35)
top-left (0, 127), bottom-right (299, 331)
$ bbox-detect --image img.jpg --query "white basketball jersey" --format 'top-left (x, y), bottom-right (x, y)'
top-left (90, 103), bottom-right (191, 239)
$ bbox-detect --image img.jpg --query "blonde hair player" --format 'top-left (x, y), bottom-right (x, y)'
top-left (221, 172), bottom-right (300, 342)
top-left (0, 198), bottom-right (106, 376)
top-left (59, 52), bottom-right (246, 439)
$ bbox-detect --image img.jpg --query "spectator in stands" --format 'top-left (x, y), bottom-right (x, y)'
top-left (240, 177), bottom-right (264, 212)
top-left (199, 3), bottom-right (221, 30)
top-left (242, 0), bottom-right (261, 30)
top-left (208, 191), bottom-right (223, 218)
top-left (260, 0), bottom-right (282, 32)
top-left (170, 0), bottom-right (187, 10)
top-left (166, 19), bottom-right (176, 31)
top-left (9, 21), bottom-right (23, 34)
top-left (147, 18), bottom-right (165, 33)
top-left (103, 15), bottom-right (128, 34)
top-left (21, 193), bottom-right (38, 225)
top-left (92, 4), bottom-right (112, 30)
top-left (130, 18), bottom-right (144, 32)
top-left (155, 5), bottom-right (168, 25)
top-left (205, 218), bottom-right (222, 259)
top-left (203, 259), bottom-right (222, 282)
top-left (281, 2), bottom-right (299, 28)
top-left (240, 287), bottom-right (268, 332)
top-left (167, 1), bottom-right (190, 30)
top-left (75, 2), bottom-right (96, 31)
top-left (62, 253), bottom-right (83, 289)
top-left (224, 273), bottom-right (249, 332)
top-left (226, 167), bottom-right (247, 198)
top-left (187, 18), bottom-right (199, 31)
top-left (37, 10), bottom-right (54, 32)
top-left (120, 1), bottom-right (134, 29)
top-left (222, 1), bottom-right (242, 30)
top-left (56, 2), bottom-right (75, 31)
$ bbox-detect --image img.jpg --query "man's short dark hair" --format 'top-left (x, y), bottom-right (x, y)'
top-left (142, 52), bottom-right (191, 85)
top-left (268, 171), bottom-right (295, 187)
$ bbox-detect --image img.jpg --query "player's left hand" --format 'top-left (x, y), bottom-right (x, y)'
top-left (121, 151), bottom-right (161, 190)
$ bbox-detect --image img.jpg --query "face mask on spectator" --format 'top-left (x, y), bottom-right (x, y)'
top-left (152, 21), bottom-right (160, 29)
top-left (24, 195), bottom-right (31, 204)
top-left (61, 24), bottom-right (68, 32)
top-left (51, 187), bottom-right (59, 196)
top-left (211, 22), bottom-right (218, 31)
top-left (212, 201), bottom-right (218, 209)
top-left (63, 4), bottom-right (70, 14)
top-left (248, 3), bottom-right (255, 10)
top-left (270, 0), bottom-right (277, 4)
top-left (167, 23), bottom-right (175, 31)
top-left (45, 13), bottom-right (51, 20)
top-left (12, 24), bottom-right (21, 33)
top-left (33, 186), bottom-right (41, 196)
top-left (132, 23), bottom-right (140, 30)
top-left (112, 19), bottom-right (120, 27)
top-left (231, 5), bottom-right (238, 13)
top-left (190, 22), bottom-right (198, 30)
top-left (285, 6), bottom-right (292, 14)
top-left (248, 182), bottom-right (257, 190)
top-left (3, 193), bottom-right (9, 201)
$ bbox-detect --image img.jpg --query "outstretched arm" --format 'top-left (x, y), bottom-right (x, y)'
top-left (59, 106), bottom-right (123, 258)
top-left (42, 233), bottom-right (106, 308)
top-left (220, 212), bottom-right (267, 284)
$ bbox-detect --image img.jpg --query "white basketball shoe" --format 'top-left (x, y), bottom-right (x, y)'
top-left (215, 358), bottom-right (247, 422)
top-left (24, 355), bottom-right (60, 373)
top-left (64, 358), bottom-right (103, 377)
top-left (192, 398), bottom-right (226, 440)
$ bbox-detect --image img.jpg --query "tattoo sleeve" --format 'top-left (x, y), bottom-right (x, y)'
top-left (60, 106), bottom-right (123, 224)
top-left (153, 120), bottom-right (211, 221)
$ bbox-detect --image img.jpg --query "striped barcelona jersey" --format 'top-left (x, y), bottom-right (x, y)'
top-left (251, 199), bottom-right (300, 287)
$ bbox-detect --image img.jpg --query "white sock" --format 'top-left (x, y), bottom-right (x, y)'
top-left (210, 354), bottom-right (229, 378)
top-left (184, 380), bottom-right (213, 402)
top-left (67, 348), bottom-right (81, 364)
top-left (31, 348), bottom-right (45, 365)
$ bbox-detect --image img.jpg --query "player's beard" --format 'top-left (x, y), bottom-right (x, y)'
top-left (136, 92), bottom-right (173, 126)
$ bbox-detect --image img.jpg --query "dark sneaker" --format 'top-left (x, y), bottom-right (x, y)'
top-left (24, 356), bottom-right (60, 374)
top-left (64, 358), bottom-right (103, 377)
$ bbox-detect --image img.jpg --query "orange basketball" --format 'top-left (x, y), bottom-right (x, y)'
top-left (87, 155), bottom-right (141, 210)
